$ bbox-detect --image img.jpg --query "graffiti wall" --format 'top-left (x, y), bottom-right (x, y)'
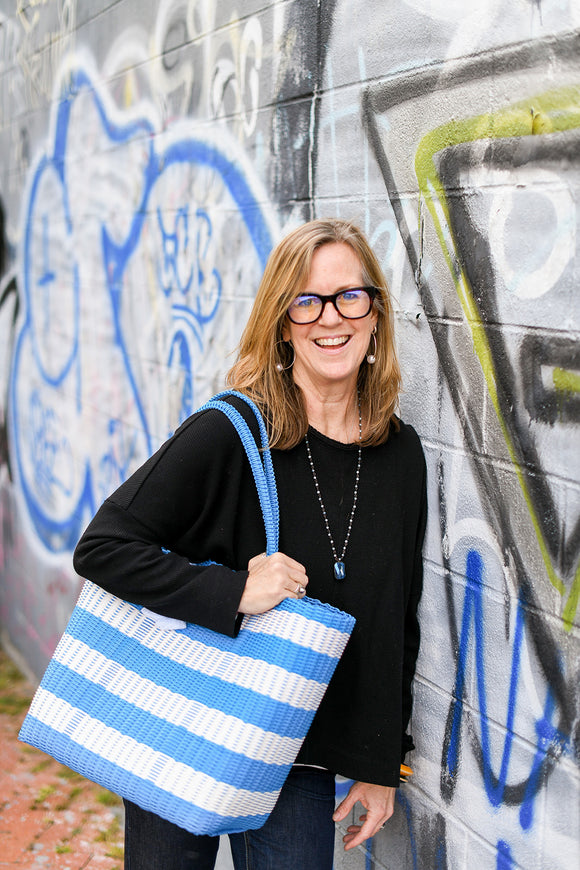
top-left (0, 1), bottom-right (578, 868)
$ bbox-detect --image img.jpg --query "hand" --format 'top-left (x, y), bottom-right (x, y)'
top-left (333, 781), bottom-right (396, 851)
top-left (238, 552), bottom-right (308, 614)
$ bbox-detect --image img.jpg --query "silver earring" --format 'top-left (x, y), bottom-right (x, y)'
top-left (366, 327), bottom-right (377, 364)
top-left (275, 343), bottom-right (295, 372)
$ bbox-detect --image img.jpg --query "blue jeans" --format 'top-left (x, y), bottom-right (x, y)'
top-left (124, 767), bottom-right (336, 870)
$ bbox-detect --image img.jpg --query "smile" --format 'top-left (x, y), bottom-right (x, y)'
top-left (314, 336), bottom-right (350, 347)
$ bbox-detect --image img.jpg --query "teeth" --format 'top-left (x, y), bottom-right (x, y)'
top-left (315, 336), bottom-right (349, 347)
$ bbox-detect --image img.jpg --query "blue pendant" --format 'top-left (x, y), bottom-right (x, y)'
top-left (334, 561), bottom-right (346, 580)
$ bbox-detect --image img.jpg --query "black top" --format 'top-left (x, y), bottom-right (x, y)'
top-left (73, 395), bottom-right (427, 787)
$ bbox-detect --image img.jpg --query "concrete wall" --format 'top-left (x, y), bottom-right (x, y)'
top-left (0, 1), bottom-right (578, 868)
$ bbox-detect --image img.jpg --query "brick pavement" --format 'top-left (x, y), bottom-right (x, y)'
top-left (0, 649), bottom-right (124, 869)
top-left (0, 649), bottom-right (234, 870)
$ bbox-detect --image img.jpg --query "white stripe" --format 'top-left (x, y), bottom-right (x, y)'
top-left (241, 608), bottom-right (351, 656)
top-left (53, 635), bottom-right (302, 764)
top-left (29, 689), bottom-right (280, 819)
top-left (76, 583), bottom-right (332, 711)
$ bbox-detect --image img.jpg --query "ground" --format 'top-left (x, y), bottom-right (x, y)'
top-left (0, 649), bottom-right (125, 869)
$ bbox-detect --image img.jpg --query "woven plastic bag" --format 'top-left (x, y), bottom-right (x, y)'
top-left (19, 393), bottom-right (355, 835)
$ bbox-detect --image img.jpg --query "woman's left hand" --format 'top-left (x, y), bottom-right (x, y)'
top-left (333, 781), bottom-right (396, 850)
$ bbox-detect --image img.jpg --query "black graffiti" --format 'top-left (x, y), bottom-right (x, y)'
top-left (521, 333), bottom-right (580, 425)
top-left (271, 0), bottom-right (338, 221)
top-left (361, 30), bottom-right (579, 808)
top-left (0, 196), bottom-right (19, 479)
top-left (438, 130), bottom-right (580, 580)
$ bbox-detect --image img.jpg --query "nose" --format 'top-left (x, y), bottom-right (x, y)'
top-left (318, 297), bottom-right (344, 325)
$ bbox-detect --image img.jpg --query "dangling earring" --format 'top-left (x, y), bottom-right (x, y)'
top-left (275, 342), bottom-right (295, 372)
top-left (366, 327), bottom-right (377, 364)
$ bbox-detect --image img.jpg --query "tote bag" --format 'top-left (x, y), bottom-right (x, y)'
top-left (19, 392), bottom-right (355, 835)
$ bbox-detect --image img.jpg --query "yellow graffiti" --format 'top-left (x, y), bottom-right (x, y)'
top-left (415, 84), bottom-right (580, 629)
top-left (553, 367), bottom-right (580, 395)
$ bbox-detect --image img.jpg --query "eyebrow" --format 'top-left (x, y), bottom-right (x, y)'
top-left (296, 286), bottom-right (366, 296)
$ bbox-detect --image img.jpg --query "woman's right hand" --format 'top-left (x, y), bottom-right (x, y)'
top-left (238, 552), bottom-right (308, 615)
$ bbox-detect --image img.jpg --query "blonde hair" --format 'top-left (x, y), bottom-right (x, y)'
top-left (227, 218), bottom-right (401, 448)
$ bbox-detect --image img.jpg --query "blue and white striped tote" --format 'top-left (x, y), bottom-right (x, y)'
top-left (19, 393), bottom-right (355, 835)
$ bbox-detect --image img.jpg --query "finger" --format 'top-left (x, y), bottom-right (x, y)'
top-left (343, 829), bottom-right (370, 850)
top-left (251, 552), bottom-right (308, 579)
top-left (281, 583), bottom-right (305, 600)
top-left (290, 574), bottom-right (308, 591)
top-left (344, 815), bottom-right (383, 851)
top-left (283, 571), bottom-right (308, 593)
top-left (275, 553), bottom-right (308, 575)
top-left (333, 793), bottom-right (356, 822)
top-left (247, 553), bottom-right (267, 570)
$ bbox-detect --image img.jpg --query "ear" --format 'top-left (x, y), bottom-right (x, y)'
top-left (370, 308), bottom-right (378, 330)
top-left (282, 321), bottom-right (291, 342)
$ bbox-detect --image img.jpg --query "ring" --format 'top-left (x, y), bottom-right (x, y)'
top-left (297, 585), bottom-right (305, 595)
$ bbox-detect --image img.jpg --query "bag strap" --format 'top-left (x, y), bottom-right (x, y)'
top-left (212, 390), bottom-right (278, 534)
top-left (198, 391), bottom-right (279, 555)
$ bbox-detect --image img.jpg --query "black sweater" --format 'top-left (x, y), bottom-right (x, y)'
top-left (73, 396), bottom-right (427, 787)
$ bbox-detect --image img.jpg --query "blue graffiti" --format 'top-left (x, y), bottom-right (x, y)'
top-left (38, 213), bottom-right (56, 334)
top-left (397, 790), bottom-right (418, 870)
top-left (157, 205), bottom-right (194, 297)
top-left (97, 419), bottom-right (142, 506)
top-left (496, 840), bottom-right (514, 870)
top-left (444, 550), bottom-right (568, 829)
top-left (10, 64), bottom-right (275, 552)
top-left (28, 389), bottom-right (73, 501)
top-left (168, 331), bottom-right (194, 426)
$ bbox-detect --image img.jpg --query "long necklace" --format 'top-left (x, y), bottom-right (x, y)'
top-left (304, 400), bottom-right (362, 581)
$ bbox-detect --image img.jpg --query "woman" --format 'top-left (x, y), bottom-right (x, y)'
top-left (73, 218), bottom-right (427, 869)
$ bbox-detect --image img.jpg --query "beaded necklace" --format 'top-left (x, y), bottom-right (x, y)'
top-left (304, 399), bottom-right (362, 581)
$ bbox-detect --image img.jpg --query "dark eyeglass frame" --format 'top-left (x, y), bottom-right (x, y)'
top-left (287, 286), bottom-right (378, 324)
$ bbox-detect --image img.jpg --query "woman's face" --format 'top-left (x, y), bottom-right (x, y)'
top-left (282, 242), bottom-right (378, 395)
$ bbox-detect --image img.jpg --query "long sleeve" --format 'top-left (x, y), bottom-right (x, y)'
top-left (73, 401), bottom-right (267, 636)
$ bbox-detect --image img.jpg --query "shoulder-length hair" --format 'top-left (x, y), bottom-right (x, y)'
top-left (226, 218), bottom-right (401, 448)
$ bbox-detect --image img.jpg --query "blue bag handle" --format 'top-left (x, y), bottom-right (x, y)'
top-left (198, 391), bottom-right (279, 555)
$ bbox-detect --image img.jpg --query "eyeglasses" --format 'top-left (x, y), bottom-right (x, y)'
top-left (287, 287), bottom-right (378, 324)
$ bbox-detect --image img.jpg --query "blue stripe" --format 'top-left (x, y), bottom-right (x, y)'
top-left (177, 616), bottom-right (341, 677)
top-left (76, 597), bottom-right (342, 685)
top-left (56, 612), bottom-right (317, 739)
top-left (37, 661), bottom-right (293, 791)
top-left (20, 717), bottom-right (271, 835)
top-left (80, 590), bottom-right (351, 674)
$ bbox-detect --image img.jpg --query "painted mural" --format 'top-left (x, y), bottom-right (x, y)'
top-left (0, 1), bottom-right (578, 868)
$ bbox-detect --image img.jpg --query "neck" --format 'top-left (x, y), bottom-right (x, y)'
top-left (297, 380), bottom-right (360, 443)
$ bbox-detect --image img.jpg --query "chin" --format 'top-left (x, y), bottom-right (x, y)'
top-left (312, 367), bottom-right (361, 386)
